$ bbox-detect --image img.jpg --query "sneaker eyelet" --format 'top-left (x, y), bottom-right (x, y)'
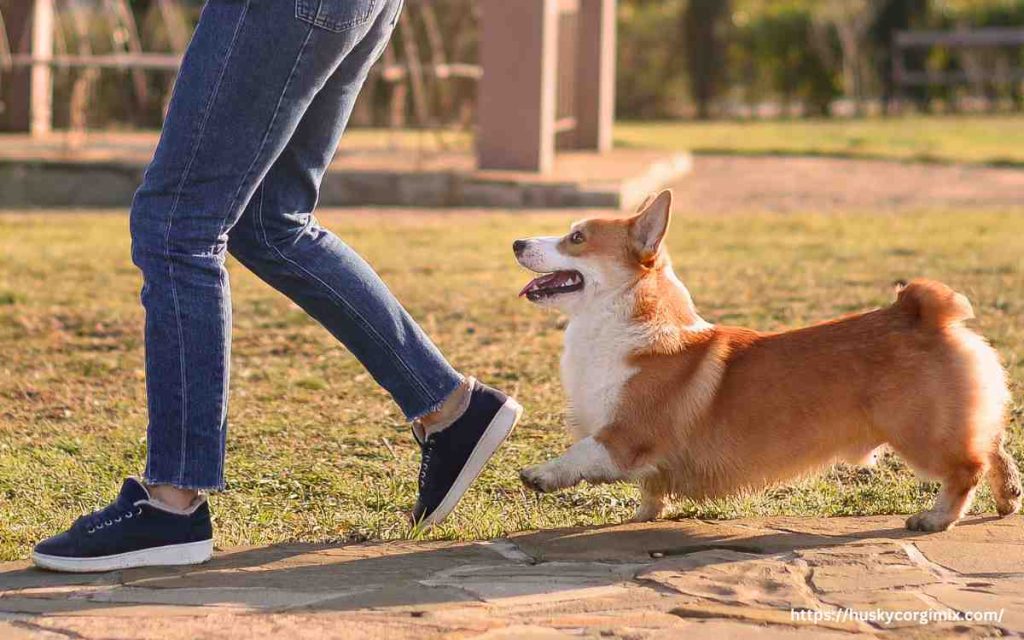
top-left (104, 520), bottom-right (113, 526)
top-left (114, 517), bottom-right (122, 523)
top-left (86, 527), bottom-right (95, 534)
top-left (136, 507), bottom-right (143, 516)
top-left (125, 512), bottom-right (133, 519)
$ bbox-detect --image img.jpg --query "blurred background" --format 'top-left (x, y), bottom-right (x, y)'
top-left (2, 0), bottom-right (1023, 133)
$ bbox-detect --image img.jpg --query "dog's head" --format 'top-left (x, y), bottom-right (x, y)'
top-left (513, 190), bottom-right (673, 315)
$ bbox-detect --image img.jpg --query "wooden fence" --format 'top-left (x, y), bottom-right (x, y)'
top-left (2, 0), bottom-right (616, 173)
top-left (893, 27), bottom-right (1024, 104)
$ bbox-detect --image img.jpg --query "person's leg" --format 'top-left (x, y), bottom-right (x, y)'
top-left (132, 0), bottom-right (399, 495)
top-left (225, 4), bottom-right (520, 528)
top-left (34, 0), bottom-right (409, 570)
top-left (226, 18), bottom-right (464, 424)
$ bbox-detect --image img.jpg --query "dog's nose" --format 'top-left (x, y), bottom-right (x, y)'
top-left (513, 239), bottom-right (527, 255)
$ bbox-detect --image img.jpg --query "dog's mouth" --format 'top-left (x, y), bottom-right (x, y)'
top-left (519, 270), bottom-right (585, 301)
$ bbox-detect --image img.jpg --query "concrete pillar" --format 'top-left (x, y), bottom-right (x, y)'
top-left (477, 0), bottom-right (558, 173)
top-left (574, 0), bottom-right (615, 152)
top-left (0, 0), bottom-right (53, 134)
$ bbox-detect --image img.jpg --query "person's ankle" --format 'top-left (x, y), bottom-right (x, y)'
top-left (417, 377), bottom-right (473, 436)
top-left (146, 483), bottom-right (201, 511)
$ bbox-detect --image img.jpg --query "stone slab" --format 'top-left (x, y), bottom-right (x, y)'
top-left (472, 626), bottom-right (574, 639)
top-left (0, 620), bottom-right (69, 640)
top-left (669, 601), bottom-right (867, 634)
top-left (421, 561), bottom-right (645, 603)
top-left (0, 563), bottom-right (121, 591)
top-left (914, 540), bottom-right (1024, 576)
top-left (800, 543), bottom-right (939, 592)
top-left (681, 619), bottom-right (876, 639)
top-left (741, 515), bottom-right (1024, 544)
top-left (0, 133), bottom-right (690, 210)
top-left (638, 549), bottom-right (820, 609)
top-left (509, 519), bottom-right (851, 563)
top-left (923, 583), bottom-right (1024, 634)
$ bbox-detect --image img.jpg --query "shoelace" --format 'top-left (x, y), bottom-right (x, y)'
top-left (419, 436), bottom-right (438, 489)
top-left (78, 502), bottom-right (143, 535)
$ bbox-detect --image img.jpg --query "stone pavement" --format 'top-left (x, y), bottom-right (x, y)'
top-left (1, 516), bottom-right (1022, 639)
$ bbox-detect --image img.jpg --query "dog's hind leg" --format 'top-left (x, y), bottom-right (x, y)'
top-left (988, 437), bottom-right (1022, 517)
top-left (905, 458), bottom-right (985, 532)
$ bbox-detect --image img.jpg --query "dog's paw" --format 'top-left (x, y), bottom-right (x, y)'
top-left (520, 465), bottom-right (560, 493)
top-left (630, 499), bottom-right (665, 523)
top-left (905, 510), bottom-right (956, 532)
top-left (629, 509), bottom-right (660, 524)
top-left (996, 495), bottom-right (1021, 517)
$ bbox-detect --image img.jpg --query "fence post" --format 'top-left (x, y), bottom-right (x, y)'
top-left (30, 0), bottom-right (54, 135)
top-left (477, 0), bottom-right (558, 173)
top-left (892, 31), bottom-right (906, 115)
top-left (574, 0), bottom-right (615, 151)
top-left (0, 0), bottom-right (52, 134)
top-left (0, 1), bottom-right (33, 131)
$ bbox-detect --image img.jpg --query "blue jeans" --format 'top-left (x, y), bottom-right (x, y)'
top-left (130, 0), bottom-right (461, 490)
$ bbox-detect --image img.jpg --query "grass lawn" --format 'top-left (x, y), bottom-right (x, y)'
top-left (615, 115), bottom-right (1024, 165)
top-left (1, 208), bottom-right (1023, 561)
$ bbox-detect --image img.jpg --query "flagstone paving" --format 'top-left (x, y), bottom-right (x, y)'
top-left (1, 516), bottom-right (1021, 639)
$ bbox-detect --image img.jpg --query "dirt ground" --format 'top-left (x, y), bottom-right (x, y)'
top-left (670, 154), bottom-right (1024, 215)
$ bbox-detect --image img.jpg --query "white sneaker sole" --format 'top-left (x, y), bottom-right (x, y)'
top-left (419, 397), bottom-right (523, 528)
top-left (32, 538), bottom-right (213, 573)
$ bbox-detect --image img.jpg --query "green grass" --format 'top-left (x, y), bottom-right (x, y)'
top-left (343, 115), bottom-right (1024, 165)
top-left (1, 208), bottom-right (1023, 560)
top-left (615, 115), bottom-right (1024, 165)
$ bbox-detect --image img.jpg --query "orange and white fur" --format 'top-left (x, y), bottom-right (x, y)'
top-left (513, 190), bottom-right (1021, 531)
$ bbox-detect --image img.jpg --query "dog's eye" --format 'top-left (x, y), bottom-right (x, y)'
top-left (569, 231), bottom-right (585, 245)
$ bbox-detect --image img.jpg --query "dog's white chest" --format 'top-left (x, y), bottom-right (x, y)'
top-left (561, 313), bottom-right (637, 438)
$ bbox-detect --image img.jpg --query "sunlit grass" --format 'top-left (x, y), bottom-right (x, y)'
top-left (616, 115), bottom-right (1024, 165)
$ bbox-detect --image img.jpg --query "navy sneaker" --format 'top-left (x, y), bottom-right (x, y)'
top-left (412, 380), bottom-right (522, 527)
top-left (33, 478), bottom-right (213, 572)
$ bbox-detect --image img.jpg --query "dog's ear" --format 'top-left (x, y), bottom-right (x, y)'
top-left (629, 190), bottom-right (672, 267)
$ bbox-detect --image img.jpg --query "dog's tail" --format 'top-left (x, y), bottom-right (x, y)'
top-left (893, 278), bottom-right (974, 329)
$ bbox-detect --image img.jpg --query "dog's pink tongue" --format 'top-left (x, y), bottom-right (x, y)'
top-left (519, 276), bottom-right (544, 297)
top-left (519, 273), bottom-right (558, 297)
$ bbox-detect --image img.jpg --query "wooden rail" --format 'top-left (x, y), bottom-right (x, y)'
top-left (894, 27), bottom-right (1024, 48)
top-left (893, 27), bottom-right (1024, 95)
top-left (5, 53), bottom-right (182, 70)
top-left (0, 0), bottom-right (482, 136)
top-left (3, 53), bottom-right (483, 79)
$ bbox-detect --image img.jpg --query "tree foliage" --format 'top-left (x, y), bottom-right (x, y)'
top-left (618, 0), bottom-right (1024, 118)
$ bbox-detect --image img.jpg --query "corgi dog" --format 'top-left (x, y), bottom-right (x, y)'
top-left (512, 190), bottom-right (1021, 531)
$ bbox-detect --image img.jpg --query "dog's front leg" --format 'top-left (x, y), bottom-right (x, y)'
top-left (520, 436), bottom-right (625, 493)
